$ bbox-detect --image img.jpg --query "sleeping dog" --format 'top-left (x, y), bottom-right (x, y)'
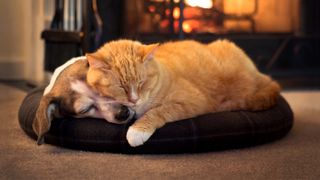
top-left (33, 57), bottom-right (135, 145)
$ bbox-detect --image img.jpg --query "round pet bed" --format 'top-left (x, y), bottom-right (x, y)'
top-left (19, 87), bottom-right (293, 154)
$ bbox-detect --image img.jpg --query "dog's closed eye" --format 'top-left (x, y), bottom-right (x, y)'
top-left (73, 95), bottom-right (96, 115)
top-left (78, 104), bottom-right (95, 114)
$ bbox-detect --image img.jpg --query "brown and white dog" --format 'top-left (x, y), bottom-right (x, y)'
top-left (33, 56), bottom-right (135, 145)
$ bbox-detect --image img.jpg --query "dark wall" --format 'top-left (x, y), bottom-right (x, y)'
top-left (84, 0), bottom-right (124, 52)
top-left (300, 0), bottom-right (320, 34)
top-left (96, 0), bottom-right (124, 47)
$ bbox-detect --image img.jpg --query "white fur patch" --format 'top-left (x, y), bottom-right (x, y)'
top-left (44, 56), bottom-right (86, 95)
top-left (126, 126), bottom-right (154, 147)
top-left (70, 80), bottom-right (97, 98)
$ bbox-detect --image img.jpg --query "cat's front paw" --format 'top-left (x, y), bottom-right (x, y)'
top-left (126, 126), bottom-right (154, 147)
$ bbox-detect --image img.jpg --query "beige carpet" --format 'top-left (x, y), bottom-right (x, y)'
top-left (0, 83), bottom-right (320, 180)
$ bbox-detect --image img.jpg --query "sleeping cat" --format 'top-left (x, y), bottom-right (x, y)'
top-left (86, 39), bottom-right (281, 147)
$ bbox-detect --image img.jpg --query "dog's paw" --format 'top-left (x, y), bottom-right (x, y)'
top-left (126, 127), bottom-right (154, 147)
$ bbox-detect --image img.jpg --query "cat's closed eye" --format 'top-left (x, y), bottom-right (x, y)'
top-left (138, 80), bottom-right (146, 90)
top-left (122, 86), bottom-right (129, 94)
top-left (138, 80), bottom-right (144, 86)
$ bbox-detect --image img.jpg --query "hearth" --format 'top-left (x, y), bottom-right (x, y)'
top-left (122, 0), bottom-right (320, 79)
top-left (43, 0), bottom-right (320, 85)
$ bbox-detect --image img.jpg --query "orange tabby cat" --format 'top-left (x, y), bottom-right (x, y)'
top-left (86, 39), bottom-right (280, 147)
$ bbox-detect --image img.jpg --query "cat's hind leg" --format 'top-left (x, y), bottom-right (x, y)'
top-left (244, 75), bottom-right (281, 111)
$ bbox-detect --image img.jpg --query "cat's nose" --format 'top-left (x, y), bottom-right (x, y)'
top-left (128, 95), bottom-right (139, 103)
top-left (128, 91), bottom-right (139, 103)
top-left (129, 97), bottom-right (138, 104)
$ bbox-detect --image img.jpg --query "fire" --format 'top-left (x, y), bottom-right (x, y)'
top-left (148, 5), bottom-right (156, 13)
top-left (165, 8), bottom-right (171, 16)
top-left (173, 7), bottom-right (180, 19)
top-left (185, 0), bottom-right (213, 9)
top-left (182, 22), bottom-right (192, 33)
top-left (224, 0), bottom-right (255, 15)
top-left (182, 20), bottom-right (200, 33)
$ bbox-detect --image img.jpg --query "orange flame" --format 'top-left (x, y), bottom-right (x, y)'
top-left (185, 0), bottom-right (213, 9)
top-left (173, 7), bottom-right (180, 19)
top-left (182, 22), bottom-right (192, 33)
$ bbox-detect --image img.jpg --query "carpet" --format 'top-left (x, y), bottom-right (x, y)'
top-left (0, 83), bottom-right (319, 179)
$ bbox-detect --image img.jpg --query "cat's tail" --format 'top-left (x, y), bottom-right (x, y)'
top-left (245, 75), bottom-right (281, 111)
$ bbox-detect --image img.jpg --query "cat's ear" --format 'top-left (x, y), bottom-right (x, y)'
top-left (140, 43), bottom-right (159, 63)
top-left (86, 53), bottom-right (110, 69)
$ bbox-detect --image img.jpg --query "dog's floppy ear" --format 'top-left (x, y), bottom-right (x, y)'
top-left (33, 95), bottom-right (59, 145)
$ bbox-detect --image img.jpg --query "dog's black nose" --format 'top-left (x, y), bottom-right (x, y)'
top-left (115, 105), bottom-right (131, 122)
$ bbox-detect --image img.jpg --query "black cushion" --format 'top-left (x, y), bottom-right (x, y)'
top-left (18, 87), bottom-right (294, 154)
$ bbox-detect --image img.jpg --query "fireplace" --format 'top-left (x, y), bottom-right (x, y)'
top-left (43, 0), bottom-right (320, 86)
top-left (121, 0), bottom-right (320, 78)
top-left (123, 0), bottom-right (301, 39)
